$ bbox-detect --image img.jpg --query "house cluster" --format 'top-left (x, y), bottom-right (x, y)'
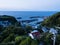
top-left (29, 27), bottom-right (58, 39)
top-left (41, 27), bottom-right (58, 35)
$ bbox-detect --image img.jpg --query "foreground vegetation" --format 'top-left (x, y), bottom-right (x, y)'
top-left (0, 12), bottom-right (60, 45)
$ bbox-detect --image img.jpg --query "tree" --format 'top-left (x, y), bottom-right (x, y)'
top-left (56, 35), bottom-right (60, 45)
top-left (25, 25), bottom-right (32, 33)
top-left (19, 37), bottom-right (31, 45)
top-left (15, 36), bottom-right (26, 45)
top-left (2, 33), bottom-right (14, 43)
top-left (42, 33), bottom-right (53, 45)
top-left (41, 12), bottom-right (60, 27)
top-left (31, 40), bottom-right (38, 45)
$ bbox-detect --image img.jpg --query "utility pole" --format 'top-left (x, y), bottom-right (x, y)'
top-left (53, 34), bottom-right (56, 45)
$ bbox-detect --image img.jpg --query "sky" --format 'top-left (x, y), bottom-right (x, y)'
top-left (0, 0), bottom-right (60, 11)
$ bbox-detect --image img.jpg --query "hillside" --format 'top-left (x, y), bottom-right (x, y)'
top-left (0, 14), bottom-right (60, 45)
top-left (41, 12), bottom-right (60, 27)
top-left (0, 15), bottom-right (21, 27)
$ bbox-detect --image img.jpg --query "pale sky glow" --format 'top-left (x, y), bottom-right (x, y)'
top-left (0, 0), bottom-right (60, 11)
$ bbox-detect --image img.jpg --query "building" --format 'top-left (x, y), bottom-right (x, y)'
top-left (42, 27), bottom-right (49, 33)
top-left (29, 30), bottom-right (40, 39)
top-left (49, 28), bottom-right (58, 35)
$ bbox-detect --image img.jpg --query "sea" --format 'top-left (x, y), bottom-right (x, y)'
top-left (0, 11), bottom-right (57, 20)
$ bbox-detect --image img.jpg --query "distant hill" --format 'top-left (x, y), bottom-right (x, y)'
top-left (41, 12), bottom-right (60, 27)
top-left (0, 15), bottom-right (17, 22)
top-left (0, 15), bottom-right (21, 27)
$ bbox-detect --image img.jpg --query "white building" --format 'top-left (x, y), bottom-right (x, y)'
top-left (29, 30), bottom-right (40, 39)
top-left (49, 28), bottom-right (58, 35)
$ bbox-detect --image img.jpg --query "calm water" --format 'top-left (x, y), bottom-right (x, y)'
top-left (0, 11), bottom-right (57, 18)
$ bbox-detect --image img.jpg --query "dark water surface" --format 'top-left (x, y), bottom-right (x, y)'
top-left (0, 11), bottom-right (57, 19)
